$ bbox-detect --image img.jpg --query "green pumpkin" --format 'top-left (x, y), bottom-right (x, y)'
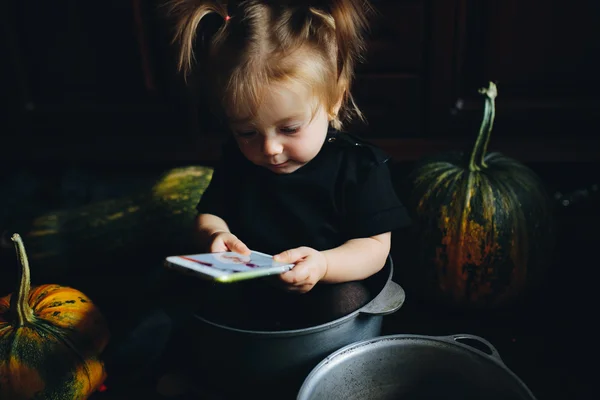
top-left (1, 166), bottom-right (213, 293)
top-left (406, 82), bottom-right (554, 308)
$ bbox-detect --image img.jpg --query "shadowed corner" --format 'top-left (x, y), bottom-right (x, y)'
top-left (100, 308), bottom-right (175, 392)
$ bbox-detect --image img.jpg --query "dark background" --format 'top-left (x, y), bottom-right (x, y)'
top-left (1, 1), bottom-right (599, 399)
top-left (2, 0), bottom-right (600, 163)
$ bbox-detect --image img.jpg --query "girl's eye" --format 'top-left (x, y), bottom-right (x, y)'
top-left (280, 126), bottom-right (300, 134)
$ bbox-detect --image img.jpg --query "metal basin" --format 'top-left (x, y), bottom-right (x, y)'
top-left (298, 334), bottom-right (537, 400)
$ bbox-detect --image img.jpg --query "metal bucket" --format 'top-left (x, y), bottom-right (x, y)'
top-left (297, 334), bottom-right (537, 400)
top-left (189, 257), bottom-right (405, 397)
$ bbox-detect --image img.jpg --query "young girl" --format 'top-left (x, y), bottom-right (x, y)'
top-left (169, 0), bottom-right (411, 329)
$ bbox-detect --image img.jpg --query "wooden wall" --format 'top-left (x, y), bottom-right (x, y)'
top-left (2, 0), bottom-right (599, 165)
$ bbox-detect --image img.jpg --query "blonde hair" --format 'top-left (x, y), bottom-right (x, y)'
top-left (167, 0), bottom-right (372, 130)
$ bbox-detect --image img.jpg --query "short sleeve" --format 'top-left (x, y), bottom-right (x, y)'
top-left (341, 155), bottom-right (411, 239)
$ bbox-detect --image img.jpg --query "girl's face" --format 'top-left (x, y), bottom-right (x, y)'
top-left (229, 83), bottom-right (330, 174)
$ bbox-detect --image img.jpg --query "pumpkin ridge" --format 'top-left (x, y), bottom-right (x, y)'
top-left (441, 170), bottom-right (463, 206)
top-left (493, 170), bottom-right (530, 298)
top-left (33, 319), bottom-right (97, 389)
top-left (456, 172), bottom-right (476, 301)
top-left (3, 325), bottom-right (102, 399)
top-left (416, 166), bottom-right (460, 209)
top-left (28, 285), bottom-right (68, 311)
top-left (474, 175), bottom-right (498, 297)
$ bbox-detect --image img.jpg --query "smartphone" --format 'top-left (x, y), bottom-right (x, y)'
top-left (164, 250), bottom-right (294, 283)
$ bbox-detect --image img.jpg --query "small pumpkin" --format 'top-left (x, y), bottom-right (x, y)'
top-left (406, 82), bottom-right (554, 308)
top-left (0, 233), bottom-right (109, 399)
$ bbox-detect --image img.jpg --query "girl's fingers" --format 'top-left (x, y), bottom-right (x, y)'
top-left (229, 238), bottom-right (251, 255)
top-left (210, 241), bottom-right (229, 253)
top-left (280, 263), bottom-right (311, 284)
top-left (273, 247), bottom-right (311, 263)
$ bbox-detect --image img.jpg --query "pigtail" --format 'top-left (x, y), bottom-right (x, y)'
top-left (307, 0), bottom-right (372, 129)
top-left (328, 0), bottom-right (371, 80)
top-left (167, 0), bottom-right (229, 79)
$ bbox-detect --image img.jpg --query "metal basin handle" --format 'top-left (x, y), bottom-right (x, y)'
top-left (439, 334), bottom-right (504, 365)
top-left (359, 280), bottom-right (405, 316)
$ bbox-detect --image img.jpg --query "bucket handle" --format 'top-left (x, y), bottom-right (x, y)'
top-left (359, 280), bottom-right (406, 316)
top-left (442, 334), bottom-right (504, 364)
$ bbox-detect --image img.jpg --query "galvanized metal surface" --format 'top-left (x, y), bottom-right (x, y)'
top-left (297, 334), bottom-right (537, 400)
top-left (189, 257), bottom-right (404, 396)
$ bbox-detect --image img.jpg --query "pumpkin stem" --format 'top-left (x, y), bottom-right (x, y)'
top-left (468, 81), bottom-right (498, 171)
top-left (10, 233), bottom-right (36, 326)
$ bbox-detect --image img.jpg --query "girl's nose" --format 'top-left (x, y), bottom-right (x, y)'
top-left (262, 137), bottom-right (283, 156)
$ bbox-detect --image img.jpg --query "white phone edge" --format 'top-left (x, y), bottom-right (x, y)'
top-left (164, 256), bottom-right (228, 278)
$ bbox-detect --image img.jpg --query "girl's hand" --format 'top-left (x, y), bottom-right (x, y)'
top-left (209, 231), bottom-right (251, 255)
top-left (273, 247), bottom-right (328, 293)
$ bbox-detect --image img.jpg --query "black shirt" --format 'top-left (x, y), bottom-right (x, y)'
top-left (196, 130), bottom-right (411, 255)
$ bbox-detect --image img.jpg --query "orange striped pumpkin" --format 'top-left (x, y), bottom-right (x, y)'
top-left (0, 234), bottom-right (109, 399)
top-left (407, 82), bottom-right (554, 308)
